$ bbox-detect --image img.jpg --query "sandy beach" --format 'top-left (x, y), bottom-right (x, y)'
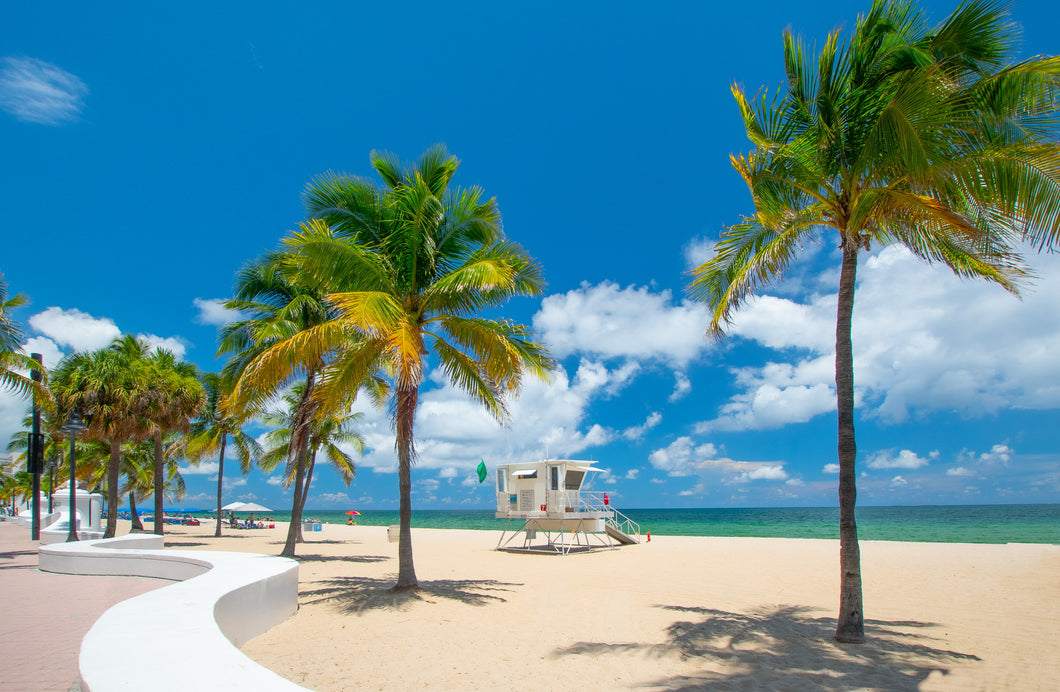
top-left (131, 520), bottom-right (1058, 691)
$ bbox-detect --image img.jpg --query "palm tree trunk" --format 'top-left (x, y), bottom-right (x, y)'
top-left (214, 436), bottom-right (227, 538)
top-left (294, 449), bottom-right (317, 543)
top-left (394, 385), bottom-right (419, 591)
top-left (834, 239), bottom-right (865, 643)
top-left (281, 372), bottom-right (317, 558)
top-left (129, 491), bottom-right (143, 532)
top-left (152, 430), bottom-right (165, 535)
top-left (104, 439), bottom-right (121, 538)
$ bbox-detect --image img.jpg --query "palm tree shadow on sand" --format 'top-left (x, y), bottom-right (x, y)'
top-left (554, 604), bottom-right (980, 691)
top-left (300, 575), bottom-right (521, 613)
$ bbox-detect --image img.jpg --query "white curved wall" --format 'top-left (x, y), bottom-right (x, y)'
top-left (39, 534), bottom-right (307, 691)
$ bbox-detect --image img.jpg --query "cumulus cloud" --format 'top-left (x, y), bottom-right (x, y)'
top-left (822, 463), bottom-right (840, 474)
top-left (0, 56), bottom-right (88, 125)
top-left (28, 307), bottom-right (120, 351)
top-left (138, 334), bottom-right (187, 359)
top-left (648, 436), bottom-right (789, 486)
top-left (314, 492), bottom-right (351, 504)
top-left (867, 449), bottom-right (937, 470)
top-left (683, 237), bottom-right (716, 271)
top-left (621, 411), bottom-right (662, 441)
top-left (194, 298), bottom-right (242, 326)
top-left (890, 475), bottom-right (908, 488)
top-left (669, 371), bottom-right (692, 402)
top-left (347, 359), bottom-right (637, 475)
top-left (946, 467), bottom-right (976, 477)
top-left (179, 462), bottom-right (219, 475)
top-left (696, 245), bottom-right (1060, 431)
top-left (533, 281), bottom-right (709, 366)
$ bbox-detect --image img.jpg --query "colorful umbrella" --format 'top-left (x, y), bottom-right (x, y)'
top-left (345, 510), bottom-right (361, 516)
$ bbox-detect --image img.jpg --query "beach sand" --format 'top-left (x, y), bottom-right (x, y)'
top-left (154, 521), bottom-right (1057, 690)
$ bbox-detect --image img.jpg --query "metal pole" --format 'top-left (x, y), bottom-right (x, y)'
top-left (67, 428), bottom-right (78, 542)
top-left (30, 353), bottom-right (43, 541)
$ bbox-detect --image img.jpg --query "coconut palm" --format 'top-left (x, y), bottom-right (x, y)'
top-left (260, 382), bottom-right (366, 528)
top-left (180, 372), bottom-right (261, 538)
top-left (50, 337), bottom-right (147, 538)
top-left (292, 145), bottom-right (553, 590)
top-left (138, 350), bottom-right (204, 535)
top-left (689, 0), bottom-right (1060, 642)
top-left (219, 253), bottom-right (339, 556)
top-left (0, 274), bottom-right (46, 400)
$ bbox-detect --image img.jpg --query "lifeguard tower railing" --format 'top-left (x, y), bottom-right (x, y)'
top-left (539, 490), bottom-right (640, 540)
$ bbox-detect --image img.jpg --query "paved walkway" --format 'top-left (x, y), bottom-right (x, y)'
top-left (0, 521), bottom-right (165, 691)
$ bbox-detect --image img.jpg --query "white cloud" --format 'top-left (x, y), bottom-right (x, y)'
top-left (696, 245), bottom-right (1060, 431)
top-left (266, 476), bottom-right (285, 486)
top-left (822, 463), bottom-right (840, 474)
top-left (20, 337), bottom-right (65, 368)
top-left (669, 371), bottom-right (692, 402)
top-left (28, 307), bottom-right (120, 351)
top-left (890, 475), bottom-right (908, 488)
top-left (624, 468), bottom-right (640, 480)
top-left (0, 56), bottom-right (88, 125)
top-left (179, 461), bottom-right (219, 475)
top-left (946, 467), bottom-right (976, 477)
top-left (979, 444), bottom-right (1013, 466)
top-left (138, 334), bottom-right (187, 359)
top-left (867, 449), bottom-right (937, 470)
top-left (648, 436), bottom-right (789, 486)
top-left (348, 358), bottom-right (634, 475)
top-left (533, 281), bottom-right (709, 366)
top-left (194, 298), bottom-right (241, 326)
top-left (684, 237), bottom-right (716, 271)
top-left (621, 411), bottom-right (661, 441)
top-left (314, 492), bottom-right (351, 505)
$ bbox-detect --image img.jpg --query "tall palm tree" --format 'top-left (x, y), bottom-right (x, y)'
top-left (180, 372), bottom-right (261, 537)
top-left (260, 383), bottom-right (366, 529)
top-left (293, 145), bottom-right (553, 590)
top-left (139, 350), bottom-right (204, 535)
top-left (50, 337), bottom-right (147, 538)
top-left (0, 274), bottom-right (46, 400)
top-left (689, 0), bottom-right (1060, 642)
top-left (219, 253), bottom-right (339, 556)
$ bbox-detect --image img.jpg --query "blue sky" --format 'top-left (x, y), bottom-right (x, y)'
top-left (2, 1), bottom-right (1058, 511)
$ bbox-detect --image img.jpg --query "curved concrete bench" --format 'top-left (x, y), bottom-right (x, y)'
top-left (39, 534), bottom-right (308, 691)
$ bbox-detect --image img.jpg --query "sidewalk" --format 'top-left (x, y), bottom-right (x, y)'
top-left (0, 521), bottom-right (165, 691)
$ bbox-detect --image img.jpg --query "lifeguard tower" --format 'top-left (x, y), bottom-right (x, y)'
top-left (493, 459), bottom-right (640, 554)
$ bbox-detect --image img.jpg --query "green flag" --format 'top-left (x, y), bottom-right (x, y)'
top-left (476, 460), bottom-right (488, 483)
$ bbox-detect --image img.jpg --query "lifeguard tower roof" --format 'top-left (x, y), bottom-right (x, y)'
top-left (493, 459), bottom-right (640, 554)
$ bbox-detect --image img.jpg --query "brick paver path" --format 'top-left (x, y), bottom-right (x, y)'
top-left (0, 521), bottom-right (165, 691)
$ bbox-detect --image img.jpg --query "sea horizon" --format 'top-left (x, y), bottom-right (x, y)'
top-left (175, 503), bottom-right (1060, 545)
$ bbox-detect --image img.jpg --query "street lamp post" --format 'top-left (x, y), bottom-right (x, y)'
top-left (60, 407), bottom-right (87, 542)
top-left (46, 455), bottom-right (56, 514)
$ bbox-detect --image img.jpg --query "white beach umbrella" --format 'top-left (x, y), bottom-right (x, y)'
top-left (221, 501), bottom-right (247, 511)
top-left (232, 502), bottom-right (272, 513)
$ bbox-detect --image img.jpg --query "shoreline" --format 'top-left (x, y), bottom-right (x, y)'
top-left (142, 520), bottom-right (1058, 690)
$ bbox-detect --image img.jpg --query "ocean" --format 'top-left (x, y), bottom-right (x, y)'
top-left (220, 504), bottom-right (1059, 544)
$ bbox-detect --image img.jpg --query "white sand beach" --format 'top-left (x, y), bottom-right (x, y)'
top-left (144, 520), bottom-right (1059, 691)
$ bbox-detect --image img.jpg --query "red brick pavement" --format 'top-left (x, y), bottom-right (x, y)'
top-left (0, 521), bottom-right (164, 691)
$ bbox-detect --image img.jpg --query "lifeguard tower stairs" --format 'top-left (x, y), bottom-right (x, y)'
top-left (493, 460), bottom-right (640, 555)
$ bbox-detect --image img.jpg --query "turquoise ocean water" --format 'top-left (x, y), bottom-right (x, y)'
top-left (217, 504), bottom-right (1059, 544)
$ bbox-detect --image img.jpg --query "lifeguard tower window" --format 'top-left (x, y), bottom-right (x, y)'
top-left (564, 470), bottom-right (585, 490)
top-left (550, 466), bottom-right (559, 491)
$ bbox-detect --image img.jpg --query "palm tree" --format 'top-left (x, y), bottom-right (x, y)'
top-left (260, 383), bottom-right (366, 529)
top-left (689, 0), bottom-right (1060, 643)
top-left (293, 145), bottom-right (553, 590)
top-left (0, 274), bottom-right (46, 400)
top-left (50, 337), bottom-right (147, 538)
top-left (219, 254), bottom-right (338, 556)
top-left (180, 372), bottom-right (261, 537)
top-left (139, 350), bottom-right (204, 535)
